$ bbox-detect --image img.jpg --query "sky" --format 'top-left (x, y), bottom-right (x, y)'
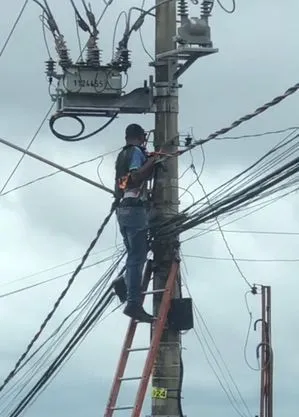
top-left (0, 0), bottom-right (299, 416)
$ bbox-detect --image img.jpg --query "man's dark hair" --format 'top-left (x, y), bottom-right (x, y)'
top-left (125, 123), bottom-right (145, 140)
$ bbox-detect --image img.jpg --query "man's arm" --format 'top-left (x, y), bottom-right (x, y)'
top-left (129, 148), bottom-right (157, 186)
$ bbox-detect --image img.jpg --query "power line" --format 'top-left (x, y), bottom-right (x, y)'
top-left (0, 203), bottom-right (116, 393)
top-left (0, 147), bottom-right (120, 198)
top-left (192, 227), bottom-right (299, 236)
top-left (182, 181), bottom-right (299, 244)
top-left (5, 274), bottom-right (118, 417)
top-left (192, 326), bottom-right (249, 417)
top-left (139, 0), bottom-right (154, 61)
top-left (0, 0), bottom-right (29, 58)
top-left (183, 254), bottom-right (299, 263)
top-left (182, 272), bottom-right (252, 417)
top-left (0, 136), bottom-right (114, 195)
top-left (216, 126), bottom-right (299, 141)
top-left (179, 82), bottom-right (299, 154)
top-left (189, 162), bottom-right (253, 289)
top-left (0, 254), bottom-right (125, 412)
top-left (0, 254), bottom-right (118, 299)
top-left (0, 104), bottom-right (54, 195)
top-left (0, 244), bottom-right (122, 289)
top-left (160, 137), bottom-right (299, 238)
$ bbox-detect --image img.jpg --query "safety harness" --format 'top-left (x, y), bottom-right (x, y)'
top-left (114, 144), bottom-right (147, 202)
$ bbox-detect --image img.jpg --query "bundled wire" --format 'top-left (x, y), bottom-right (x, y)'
top-left (0, 202), bottom-right (116, 395)
top-left (156, 130), bottom-right (299, 238)
top-left (49, 112), bottom-right (119, 142)
top-left (0, 251), bottom-right (125, 417)
top-left (6, 290), bottom-right (114, 417)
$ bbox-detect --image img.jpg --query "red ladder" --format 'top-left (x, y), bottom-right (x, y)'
top-left (104, 258), bottom-right (180, 417)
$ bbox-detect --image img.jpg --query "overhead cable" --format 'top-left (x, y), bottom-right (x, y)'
top-left (0, 202), bottom-right (116, 393)
top-left (6, 282), bottom-right (117, 417)
top-left (194, 228), bottom-right (299, 236)
top-left (0, 254), bottom-right (118, 299)
top-left (189, 163), bottom-right (252, 289)
top-left (183, 186), bottom-right (299, 243)
top-left (182, 273), bottom-right (252, 417)
top-left (0, 104), bottom-right (54, 195)
top-left (0, 147), bottom-right (120, 198)
top-left (216, 126), bottom-right (299, 141)
top-left (175, 82), bottom-right (299, 156)
top-left (0, 136), bottom-right (114, 195)
top-left (183, 254), bottom-right (299, 263)
top-left (0, 0), bottom-right (29, 58)
top-left (0, 253), bottom-right (125, 412)
top-left (158, 130), bottom-right (299, 237)
top-left (0, 244), bottom-right (122, 289)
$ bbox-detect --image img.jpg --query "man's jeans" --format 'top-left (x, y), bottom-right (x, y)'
top-left (116, 205), bottom-right (148, 305)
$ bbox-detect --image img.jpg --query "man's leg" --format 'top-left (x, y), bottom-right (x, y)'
top-left (116, 206), bottom-right (153, 322)
top-left (123, 226), bottom-right (153, 322)
top-left (125, 227), bottom-right (147, 305)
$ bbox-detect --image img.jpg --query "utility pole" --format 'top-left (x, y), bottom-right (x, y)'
top-left (151, 2), bottom-right (218, 416)
top-left (258, 286), bottom-right (273, 417)
top-left (152, 1), bottom-right (181, 416)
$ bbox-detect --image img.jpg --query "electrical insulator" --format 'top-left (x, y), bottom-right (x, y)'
top-left (201, 0), bottom-right (213, 17)
top-left (113, 47), bottom-right (131, 72)
top-left (178, 0), bottom-right (189, 18)
top-left (45, 58), bottom-right (56, 78)
top-left (55, 35), bottom-right (72, 68)
top-left (120, 48), bottom-right (131, 72)
top-left (86, 36), bottom-right (101, 67)
top-left (59, 47), bottom-right (72, 68)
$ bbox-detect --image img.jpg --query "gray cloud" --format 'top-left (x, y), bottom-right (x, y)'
top-left (0, 0), bottom-right (299, 416)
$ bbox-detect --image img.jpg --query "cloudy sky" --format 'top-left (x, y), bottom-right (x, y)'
top-left (0, 0), bottom-right (298, 416)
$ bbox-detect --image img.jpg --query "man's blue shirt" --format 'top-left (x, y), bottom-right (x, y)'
top-left (129, 146), bottom-right (146, 171)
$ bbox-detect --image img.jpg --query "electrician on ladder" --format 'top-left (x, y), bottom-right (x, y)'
top-left (114, 123), bottom-right (159, 323)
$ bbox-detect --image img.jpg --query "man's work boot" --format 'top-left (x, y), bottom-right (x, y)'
top-left (123, 303), bottom-right (154, 323)
top-left (112, 275), bottom-right (127, 304)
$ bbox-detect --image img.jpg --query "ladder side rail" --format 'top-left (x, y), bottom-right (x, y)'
top-left (104, 260), bottom-right (153, 417)
top-left (131, 260), bottom-right (180, 417)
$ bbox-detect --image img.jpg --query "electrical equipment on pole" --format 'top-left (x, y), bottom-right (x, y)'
top-left (37, 0), bottom-right (218, 141)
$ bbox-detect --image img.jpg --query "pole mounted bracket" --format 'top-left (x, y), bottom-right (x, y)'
top-left (152, 13), bottom-right (218, 79)
top-left (155, 44), bottom-right (218, 79)
top-left (155, 81), bottom-right (179, 98)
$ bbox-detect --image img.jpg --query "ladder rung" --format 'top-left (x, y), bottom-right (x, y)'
top-left (119, 376), bottom-right (142, 381)
top-left (127, 347), bottom-right (150, 352)
top-left (143, 289), bottom-right (165, 295)
top-left (111, 405), bottom-right (134, 411)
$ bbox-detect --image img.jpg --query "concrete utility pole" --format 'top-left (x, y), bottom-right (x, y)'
top-left (152, 1), bottom-right (181, 416)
